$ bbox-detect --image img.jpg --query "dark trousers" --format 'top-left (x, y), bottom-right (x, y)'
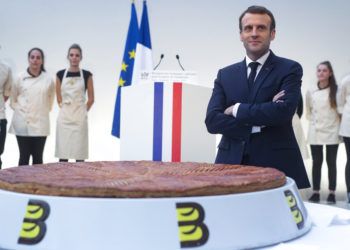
top-left (0, 119), bottom-right (7, 169)
top-left (59, 159), bottom-right (84, 163)
top-left (344, 137), bottom-right (350, 192)
top-left (310, 144), bottom-right (338, 191)
top-left (16, 136), bottom-right (47, 166)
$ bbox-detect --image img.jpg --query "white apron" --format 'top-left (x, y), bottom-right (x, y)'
top-left (55, 69), bottom-right (88, 160)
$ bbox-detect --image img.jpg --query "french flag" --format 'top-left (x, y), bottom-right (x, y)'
top-left (132, 0), bottom-right (153, 85)
top-left (120, 81), bottom-right (215, 163)
top-left (153, 82), bottom-right (182, 162)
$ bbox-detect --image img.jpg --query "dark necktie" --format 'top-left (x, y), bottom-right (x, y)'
top-left (248, 62), bottom-right (260, 90)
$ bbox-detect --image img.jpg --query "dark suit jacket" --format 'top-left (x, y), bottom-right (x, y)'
top-left (205, 51), bottom-right (310, 188)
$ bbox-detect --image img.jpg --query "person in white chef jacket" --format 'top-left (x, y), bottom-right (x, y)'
top-left (9, 48), bottom-right (55, 165)
top-left (337, 73), bottom-right (350, 203)
top-left (55, 44), bottom-right (94, 162)
top-left (292, 96), bottom-right (309, 160)
top-left (0, 53), bottom-right (12, 169)
top-left (306, 61), bottom-right (341, 204)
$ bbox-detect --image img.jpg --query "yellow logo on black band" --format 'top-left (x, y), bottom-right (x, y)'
top-left (176, 202), bottom-right (209, 248)
top-left (18, 199), bottom-right (50, 245)
top-left (284, 190), bottom-right (304, 229)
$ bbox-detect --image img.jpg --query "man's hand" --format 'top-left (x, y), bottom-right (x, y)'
top-left (224, 105), bottom-right (234, 115)
top-left (224, 103), bottom-right (240, 117)
top-left (273, 90), bottom-right (285, 103)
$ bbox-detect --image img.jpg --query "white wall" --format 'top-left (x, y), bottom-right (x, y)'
top-left (0, 0), bottom-right (349, 171)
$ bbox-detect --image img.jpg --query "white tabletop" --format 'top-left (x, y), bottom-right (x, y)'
top-left (263, 202), bottom-right (350, 250)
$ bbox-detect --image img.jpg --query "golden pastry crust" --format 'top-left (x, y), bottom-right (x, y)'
top-left (0, 161), bottom-right (286, 198)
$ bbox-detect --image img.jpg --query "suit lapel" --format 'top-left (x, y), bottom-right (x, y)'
top-left (250, 53), bottom-right (276, 102)
top-left (237, 60), bottom-right (249, 102)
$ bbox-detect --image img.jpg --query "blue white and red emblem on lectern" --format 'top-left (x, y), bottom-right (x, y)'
top-left (120, 81), bottom-right (215, 163)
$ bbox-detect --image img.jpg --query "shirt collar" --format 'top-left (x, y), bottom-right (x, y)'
top-left (245, 50), bottom-right (270, 67)
top-left (26, 68), bottom-right (43, 78)
top-left (23, 69), bottom-right (44, 80)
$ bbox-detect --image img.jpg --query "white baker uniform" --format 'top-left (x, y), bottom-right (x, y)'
top-left (55, 69), bottom-right (88, 160)
top-left (337, 74), bottom-right (350, 137)
top-left (306, 85), bottom-right (341, 145)
top-left (9, 71), bottom-right (55, 136)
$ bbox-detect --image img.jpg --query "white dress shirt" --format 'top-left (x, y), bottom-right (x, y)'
top-left (0, 61), bottom-right (12, 119)
top-left (245, 51), bottom-right (270, 81)
top-left (9, 71), bottom-right (55, 136)
top-left (232, 51), bottom-right (270, 133)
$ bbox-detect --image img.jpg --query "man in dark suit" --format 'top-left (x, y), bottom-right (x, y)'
top-left (205, 5), bottom-right (310, 188)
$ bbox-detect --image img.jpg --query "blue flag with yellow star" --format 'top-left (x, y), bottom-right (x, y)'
top-left (111, 2), bottom-right (139, 138)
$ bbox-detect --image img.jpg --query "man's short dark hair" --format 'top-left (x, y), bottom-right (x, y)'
top-left (239, 5), bottom-right (276, 32)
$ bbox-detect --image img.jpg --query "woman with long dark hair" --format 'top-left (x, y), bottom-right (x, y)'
top-left (9, 48), bottom-right (55, 165)
top-left (337, 74), bottom-right (350, 203)
top-left (306, 61), bottom-right (340, 204)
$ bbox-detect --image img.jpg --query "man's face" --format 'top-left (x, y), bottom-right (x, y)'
top-left (240, 13), bottom-right (275, 60)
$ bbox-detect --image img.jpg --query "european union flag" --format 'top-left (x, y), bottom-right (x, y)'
top-left (111, 2), bottom-right (139, 138)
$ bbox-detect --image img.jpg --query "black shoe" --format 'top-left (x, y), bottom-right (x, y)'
top-left (308, 193), bottom-right (320, 202)
top-left (326, 193), bottom-right (336, 204)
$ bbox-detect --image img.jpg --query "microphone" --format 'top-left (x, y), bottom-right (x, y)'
top-left (153, 54), bottom-right (164, 70)
top-left (176, 54), bottom-right (185, 71)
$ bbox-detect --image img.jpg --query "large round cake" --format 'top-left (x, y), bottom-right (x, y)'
top-left (0, 161), bottom-right (285, 198)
